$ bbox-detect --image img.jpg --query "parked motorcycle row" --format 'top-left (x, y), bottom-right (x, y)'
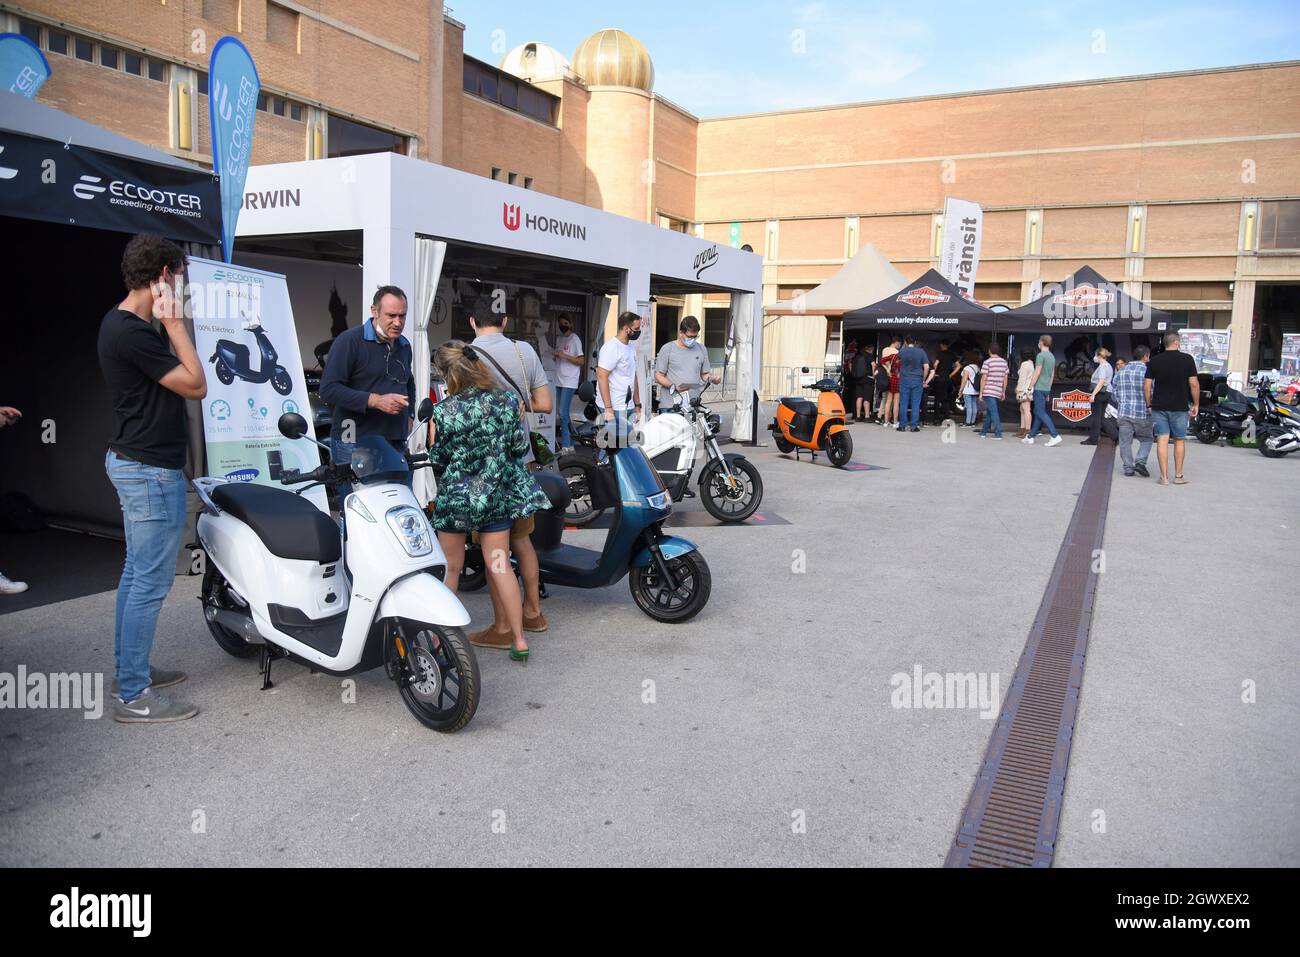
top-left (190, 369), bottom-right (794, 734)
top-left (1194, 376), bottom-right (1300, 459)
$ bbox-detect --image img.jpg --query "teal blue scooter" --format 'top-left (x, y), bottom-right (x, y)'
top-left (462, 437), bottom-right (712, 623)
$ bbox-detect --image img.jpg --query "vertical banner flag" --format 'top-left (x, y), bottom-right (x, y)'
top-left (187, 257), bottom-right (328, 511)
top-left (938, 197), bottom-right (984, 301)
top-left (0, 33), bottom-right (51, 97)
top-left (208, 36), bottom-right (259, 262)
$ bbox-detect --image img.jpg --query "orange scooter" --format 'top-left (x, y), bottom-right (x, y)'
top-left (769, 376), bottom-right (854, 467)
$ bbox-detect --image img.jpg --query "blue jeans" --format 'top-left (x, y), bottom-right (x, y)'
top-left (899, 378), bottom-right (923, 428)
top-left (105, 451), bottom-right (188, 703)
top-left (980, 396), bottom-right (1003, 436)
top-left (1028, 390), bottom-right (1059, 438)
top-left (964, 393), bottom-right (978, 425)
top-left (1151, 410), bottom-right (1190, 440)
top-left (555, 386), bottom-right (576, 449)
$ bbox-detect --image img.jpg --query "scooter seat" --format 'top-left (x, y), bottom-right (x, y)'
top-left (534, 471), bottom-right (572, 511)
top-left (221, 342), bottom-right (251, 365)
top-left (780, 397), bottom-right (817, 416)
top-left (211, 483), bottom-right (342, 564)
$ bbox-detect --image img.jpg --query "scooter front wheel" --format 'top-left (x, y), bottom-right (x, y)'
top-left (392, 621), bottom-right (479, 732)
top-left (700, 458), bottom-right (763, 523)
top-left (271, 367), bottom-right (293, 395)
top-left (629, 551), bottom-right (712, 623)
top-left (827, 430), bottom-right (853, 467)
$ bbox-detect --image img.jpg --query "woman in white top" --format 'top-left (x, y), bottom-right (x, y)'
top-left (1015, 350), bottom-right (1036, 437)
top-left (1083, 346), bottom-right (1114, 445)
top-left (959, 350), bottom-right (980, 426)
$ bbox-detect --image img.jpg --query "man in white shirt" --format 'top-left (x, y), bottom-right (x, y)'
top-left (596, 311), bottom-right (643, 448)
top-left (547, 314), bottom-right (583, 451)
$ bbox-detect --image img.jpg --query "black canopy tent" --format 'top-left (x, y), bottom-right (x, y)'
top-left (842, 268), bottom-right (1000, 333)
top-left (0, 90), bottom-right (221, 547)
top-left (994, 265), bottom-right (1172, 332)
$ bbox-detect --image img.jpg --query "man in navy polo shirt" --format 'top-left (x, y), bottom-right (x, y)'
top-left (320, 285), bottom-right (416, 459)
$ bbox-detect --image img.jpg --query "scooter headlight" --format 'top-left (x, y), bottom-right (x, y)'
top-left (645, 490), bottom-right (671, 510)
top-left (385, 505), bottom-right (433, 557)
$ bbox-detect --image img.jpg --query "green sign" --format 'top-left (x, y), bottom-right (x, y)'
top-left (729, 222), bottom-right (741, 248)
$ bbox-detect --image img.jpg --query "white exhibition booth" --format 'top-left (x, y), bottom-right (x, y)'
top-left (234, 152), bottom-right (763, 502)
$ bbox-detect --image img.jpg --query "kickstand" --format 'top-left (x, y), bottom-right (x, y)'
top-left (259, 644), bottom-right (276, 690)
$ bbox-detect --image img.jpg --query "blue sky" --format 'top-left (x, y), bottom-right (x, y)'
top-left (452, 0), bottom-right (1300, 116)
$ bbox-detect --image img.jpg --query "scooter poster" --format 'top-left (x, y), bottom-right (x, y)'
top-left (187, 257), bottom-right (328, 511)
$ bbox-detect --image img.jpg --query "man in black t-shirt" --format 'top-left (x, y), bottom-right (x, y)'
top-left (928, 339), bottom-right (957, 417)
top-left (1144, 331), bottom-right (1200, 485)
top-left (98, 235), bottom-right (207, 723)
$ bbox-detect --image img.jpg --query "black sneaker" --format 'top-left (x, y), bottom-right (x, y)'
top-left (1081, 439), bottom-right (1098, 446)
top-left (1134, 462), bottom-right (1150, 477)
top-left (910, 427), bottom-right (920, 432)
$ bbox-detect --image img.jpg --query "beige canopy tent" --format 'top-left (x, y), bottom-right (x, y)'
top-left (761, 245), bottom-right (906, 390)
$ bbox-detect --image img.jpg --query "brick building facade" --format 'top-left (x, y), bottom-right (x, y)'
top-left (6, 2), bottom-right (1299, 377)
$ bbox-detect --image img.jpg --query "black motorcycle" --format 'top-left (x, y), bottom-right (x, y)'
top-left (1194, 379), bottom-right (1292, 453)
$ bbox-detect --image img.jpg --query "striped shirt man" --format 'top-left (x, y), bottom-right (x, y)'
top-left (979, 355), bottom-right (1010, 399)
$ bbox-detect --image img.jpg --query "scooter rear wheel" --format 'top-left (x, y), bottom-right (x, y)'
top-left (458, 544), bottom-right (487, 592)
top-left (393, 622), bottom-right (479, 733)
top-left (214, 358), bottom-right (235, 386)
top-left (201, 565), bottom-right (259, 658)
top-left (773, 434), bottom-right (795, 454)
top-left (629, 551), bottom-right (711, 623)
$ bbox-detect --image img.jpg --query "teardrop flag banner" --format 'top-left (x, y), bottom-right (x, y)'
top-left (208, 36), bottom-right (259, 262)
top-left (0, 33), bottom-right (51, 98)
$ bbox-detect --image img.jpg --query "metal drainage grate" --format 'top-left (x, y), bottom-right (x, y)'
top-left (946, 442), bottom-right (1116, 868)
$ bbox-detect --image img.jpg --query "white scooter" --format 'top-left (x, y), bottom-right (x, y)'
top-left (192, 401), bottom-right (480, 732)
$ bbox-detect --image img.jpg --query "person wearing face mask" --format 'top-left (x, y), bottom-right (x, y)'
top-left (98, 234), bottom-right (208, 723)
top-left (1081, 346), bottom-right (1114, 446)
top-left (549, 314), bottom-right (584, 452)
top-left (654, 315), bottom-right (719, 408)
top-left (597, 311), bottom-right (643, 440)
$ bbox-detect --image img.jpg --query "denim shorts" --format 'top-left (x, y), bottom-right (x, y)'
top-left (1151, 410), bottom-right (1189, 439)
top-left (441, 518), bottom-right (512, 536)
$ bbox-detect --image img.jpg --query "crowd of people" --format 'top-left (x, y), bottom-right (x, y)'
top-left (840, 331), bottom-right (1203, 482)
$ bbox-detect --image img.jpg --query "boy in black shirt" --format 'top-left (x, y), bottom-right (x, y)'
top-left (98, 235), bottom-right (207, 722)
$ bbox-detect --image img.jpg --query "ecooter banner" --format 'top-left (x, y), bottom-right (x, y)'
top-left (938, 197), bottom-right (983, 301)
top-left (187, 257), bottom-right (327, 511)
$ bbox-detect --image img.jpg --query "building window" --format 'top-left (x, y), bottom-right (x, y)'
top-left (290, 102), bottom-right (303, 121)
top-left (462, 56), bottom-right (558, 126)
top-left (196, 71), bottom-right (208, 95)
top-left (1258, 201), bottom-right (1300, 250)
top-left (148, 59), bottom-right (165, 82)
top-left (100, 47), bottom-right (119, 70)
top-left (18, 19), bottom-right (41, 44)
top-left (490, 167), bottom-right (501, 181)
top-left (75, 38), bottom-right (93, 62)
top-left (46, 29), bottom-right (68, 56)
top-left (524, 176), bottom-right (533, 190)
top-left (508, 172), bottom-right (518, 186)
top-left (256, 92), bottom-right (267, 111)
top-left (272, 97), bottom-right (286, 117)
top-left (326, 114), bottom-right (406, 158)
top-left (124, 53), bottom-right (142, 76)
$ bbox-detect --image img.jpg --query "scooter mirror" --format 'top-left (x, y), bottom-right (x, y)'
top-left (416, 397), bottom-right (434, 423)
top-left (278, 412), bottom-right (309, 439)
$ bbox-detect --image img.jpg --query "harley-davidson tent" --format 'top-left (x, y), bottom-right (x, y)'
top-left (841, 268), bottom-right (999, 332)
top-left (994, 265), bottom-right (1172, 332)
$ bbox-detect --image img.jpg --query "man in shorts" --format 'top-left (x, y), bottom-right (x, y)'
top-left (1144, 332), bottom-right (1200, 485)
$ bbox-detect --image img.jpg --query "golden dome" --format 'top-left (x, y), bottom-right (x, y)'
top-left (572, 28), bottom-right (654, 91)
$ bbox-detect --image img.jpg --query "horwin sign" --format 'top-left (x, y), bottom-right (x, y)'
top-left (502, 201), bottom-right (586, 240)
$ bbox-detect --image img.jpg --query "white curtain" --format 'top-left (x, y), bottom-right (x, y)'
top-left (409, 236), bottom-right (446, 507)
top-left (730, 293), bottom-right (759, 441)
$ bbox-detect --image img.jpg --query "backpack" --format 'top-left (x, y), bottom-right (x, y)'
top-left (852, 351), bottom-right (871, 379)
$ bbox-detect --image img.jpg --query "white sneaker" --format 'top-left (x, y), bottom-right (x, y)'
top-left (1046, 436), bottom-right (1063, 447)
top-left (0, 573), bottom-right (28, 595)
top-left (1021, 437), bottom-right (1034, 445)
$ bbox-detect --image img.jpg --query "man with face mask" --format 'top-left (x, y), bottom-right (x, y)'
top-left (597, 311), bottom-right (643, 438)
top-left (549, 313), bottom-right (584, 452)
top-left (654, 315), bottom-right (720, 408)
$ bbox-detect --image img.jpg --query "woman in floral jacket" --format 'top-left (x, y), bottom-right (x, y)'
top-left (428, 341), bottom-right (549, 662)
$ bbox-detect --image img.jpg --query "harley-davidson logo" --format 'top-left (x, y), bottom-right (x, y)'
top-left (897, 286), bottom-right (950, 308)
top-left (1051, 389), bottom-right (1094, 422)
top-left (1053, 284), bottom-right (1114, 308)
